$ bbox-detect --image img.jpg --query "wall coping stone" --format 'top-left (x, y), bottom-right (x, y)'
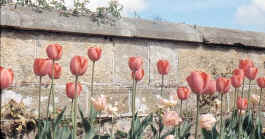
top-left (1, 5), bottom-right (265, 49)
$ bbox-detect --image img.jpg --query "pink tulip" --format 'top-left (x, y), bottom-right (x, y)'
top-left (131, 69), bottom-right (144, 81)
top-left (0, 66), bottom-right (14, 89)
top-left (237, 97), bottom-right (248, 110)
top-left (186, 71), bottom-right (210, 94)
top-left (239, 59), bottom-right (254, 72)
top-left (66, 82), bottom-right (82, 99)
top-left (177, 87), bottom-right (190, 100)
top-left (257, 77), bottom-right (265, 88)
top-left (199, 113), bottom-right (217, 131)
top-left (245, 67), bottom-right (258, 80)
top-left (231, 75), bottom-right (243, 88)
top-left (232, 68), bottom-right (244, 78)
top-left (216, 77), bottom-right (231, 94)
top-left (165, 135), bottom-right (175, 139)
top-left (87, 47), bottom-right (102, 62)
top-left (70, 56), bottom-right (88, 76)
top-left (33, 58), bottom-right (51, 76)
top-left (128, 57), bottom-right (143, 72)
top-left (48, 63), bottom-right (62, 79)
top-left (46, 44), bottom-right (62, 60)
top-left (157, 60), bottom-right (170, 75)
top-left (91, 95), bottom-right (107, 112)
top-left (204, 80), bottom-right (216, 95)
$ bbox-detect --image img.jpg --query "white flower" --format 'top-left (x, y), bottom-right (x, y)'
top-left (199, 113), bottom-right (216, 131)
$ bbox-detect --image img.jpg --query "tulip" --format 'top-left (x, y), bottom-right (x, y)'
top-left (199, 113), bottom-right (216, 131)
top-left (66, 82), bottom-right (82, 99)
top-left (0, 66), bottom-right (14, 90)
top-left (177, 87), bottom-right (190, 100)
top-left (186, 71), bottom-right (210, 94)
top-left (91, 95), bottom-right (107, 112)
top-left (33, 58), bottom-right (51, 76)
top-left (232, 68), bottom-right (245, 78)
top-left (257, 77), bottom-right (265, 88)
top-left (162, 111), bottom-right (182, 127)
top-left (239, 59), bottom-right (254, 72)
top-left (165, 135), bottom-right (175, 139)
top-left (70, 56), bottom-right (88, 76)
top-left (186, 71), bottom-right (210, 139)
top-left (216, 77), bottom-right (231, 94)
top-left (157, 95), bottom-right (178, 108)
top-left (231, 75), bottom-right (243, 88)
top-left (46, 44), bottom-right (62, 60)
top-left (204, 80), bottom-right (216, 95)
top-left (245, 67), bottom-right (258, 80)
top-left (157, 60), bottom-right (170, 75)
top-left (250, 94), bottom-right (260, 105)
top-left (128, 56), bottom-right (143, 72)
top-left (237, 97), bottom-right (248, 110)
top-left (87, 47), bottom-right (102, 62)
top-left (48, 63), bottom-right (62, 79)
top-left (131, 68), bottom-right (144, 82)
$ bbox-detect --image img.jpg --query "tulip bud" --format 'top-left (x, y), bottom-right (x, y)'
top-left (257, 77), bottom-right (265, 88)
top-left (66, 82), bottom-right (82, 99)
top-left (131, 69), bottom-right (144, 81)
top-left (237, 97), bottom-right (248, 110)
top-left (250, 94), bottom-right (260, 105)
top-left (186, 71), bottom-right (210, 95)
top-left (216, 77), bottom-right (231, 94)
top-left (162, 111), bottom-right (182, 127)
top-left (70, 56), bottom-right (88, 76)
top-left (46, 44), bottom-right (62, 60)
top-left (33, 58), bottom-right (51, 76)
top-left (239, 59), bottom-right (254, 72)
top-left (48, 63), bottom-right (62, 79)
top-left (231, 75), bottom-right (243, 88)
top-left (87, 47), bottom-right (102, 62)
top-left (157, 60), bottom-right (170, 75)
top-left (232, 68), bottom-right (245, 78)
top-left (128, 57), bottom-right (143, 72)
top-left (91, 95), bottom-right (107, 112)
top-left (245, 67), bottom-right (258, 80)
top-left (204, 80), bottom-right (216, 95)
top-left (0, 66), bottom-right (14, 89)
top-left (199, 113), bottom-right (217, 131)
top-left (177, 87), bottom-right (190, 100)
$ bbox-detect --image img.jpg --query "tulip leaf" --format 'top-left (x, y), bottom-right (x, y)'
top-left (79, 106), bottom-right (96, 139)
top-left (114, 130), bottom-right (128, 138)
top-left (201, 125), bottom-right (219, 139)
top-left (54, 106), bottom-right (67, 128)
top-left (242, 111), bottom-right (255, 136)
top-left (160, 127), bottom-right (176, 139)
top-left (179, 121), bottom-right (192, 139)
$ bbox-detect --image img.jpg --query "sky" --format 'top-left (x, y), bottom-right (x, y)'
top-left (64, 0), bottom-right (265, 33)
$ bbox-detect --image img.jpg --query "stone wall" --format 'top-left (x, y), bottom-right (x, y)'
top-left (1, 6), bottom-right (265, 118)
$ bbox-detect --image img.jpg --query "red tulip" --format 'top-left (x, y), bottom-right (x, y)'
top-left (0, 66), bottom-right (14, 89)
top-left (66, 82), bottom-right (82, 99)
top-left (128, 57), bottom-right (143, 72)
top-left (245, 67), bottom-right (258, 80)
top-left (157, 60), bottom-right (170, 75)
top-left (237, 97), bottom-right (248, 110)
top-left (232, 69), bottom-right (244, 78)
top-left (257, 77), bottom-right (265, 88)
top-left (204, 80), bottom-right (216, 95)
top-left (177, 87), bottom-right (190, 100)
top-left (46, 44), bottom-right (63, 61)
top-left (216, 77), bottom-right (231, 94)
top-left (239, 59), bottom-right (254, 72)
top-left (33, 58), bottom-right (51, 76)
top-left (186, 71), bottom-right (210, 94)
top-left (70, 56), bottom-right (88, 76)
top-left (231, 75), bottom-right (243, 88)
top-left (132, 69), bottom-right (144, 81)
top-left (87, 47), bottom-right (102, 62)
top-left (48, 63), bottom-right (62, 79)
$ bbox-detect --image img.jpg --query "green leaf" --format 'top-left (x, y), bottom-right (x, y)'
top-left (150, 124), bottom-right (157, 137)
top-left (114, 130), bottom-right (128, 138)
top-left (201, 125), bottom-right (219, 139)
top-left (79, 106), bottom-right (96, 139)
top-left (54, 107), bottom-right (67, 128)
top-left (242, 111), bottom-right (255, 136)
top-left (160, 127), bottom-right (176, 139)
top-left (179, 121), bottom-right (192, 139)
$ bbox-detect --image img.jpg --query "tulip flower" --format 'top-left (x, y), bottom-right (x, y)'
top-left (204, 80), bottom-right (216, 95)
top-left (87, 47), bottom-right (102, 62)
top-left (237, 97), bottom-right (248, 110)
top-left (157, 60), bottom-right (170, 75)
top-left (165, 135), bottom-right (175, 139)
top-left (231, 75), bottom-right (243, 88)
top-left (33, 58), bottom-right (51, 76)
top-left (177, 87), bottom-right (190, 101)
top-left (70, 56), bottom-right (88, 76)
top-left (232, 68), bottom-right (245, 78)
top-left (245, 67), bottom-right (258, 80)
top-left (239, 59), bottom-right (254, 72)
top-left (186, 71), bottom-right (210, 139)
top-left (157, 95), bottom-right (178, 108)
top-left (0, 66), bottom-right (14, 130)
top-left (91, 95), bottom-right (107, 112)
top-left (250, 94), bottom-right (259, 105)
top-left (257, 77), bottom-right (265, 88)
top-left (0, 66), bottom-right (14, 90)
top-left (128, 56), bottom-right (143, 72)
top-left (46, 44), bottom-right (62, 61)
top-left (162, 111), bottom-right (182, 127)
top-left (66, 82), bottom-right (82, 99)
top-left (199, 113), bottom-right (216, 131)
top-left (131, 68), bottom-right (144, 82)
top-left (48, 63), bottom-right (62, 79)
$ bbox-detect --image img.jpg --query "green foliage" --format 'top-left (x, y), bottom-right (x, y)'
top-left (201, 125), bottom-right (219, 139)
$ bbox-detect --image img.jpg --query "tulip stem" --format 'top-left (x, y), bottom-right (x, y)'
top-left (0, 89), bottom-right (2, 133)
top-left (241, 78), bottom-right (245, 97)
top-left (258, 88), bottom-right (262, 121)
top-left (247, 80), bottom-right (251, 110)
top-left (160, 75), bottom-right (164, 96)
top-left (38, 76), bottom-right (42, 120)
top-left (220, 94), bottom-right (224, 139)
top-left (91, 61), bottom-right (95, 97)
top-left (51, 60), bottom-right (56, 116)
top-left (73, 75), bottom-right (79, 139)
top-left (47, 60), bottom-right (55, 118)
top-left (233, 88), bottom-right (237, 110)
top-left (239, 110), bottom-right (242, 138)
top-left (180, 100), bottom-right (183, 118)
top-left (131, 74), bottom-right (136, 139)
top-left (111, 113), bottom-right (114, 139)
top-left (195, 94), bottom-right (199, 139)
